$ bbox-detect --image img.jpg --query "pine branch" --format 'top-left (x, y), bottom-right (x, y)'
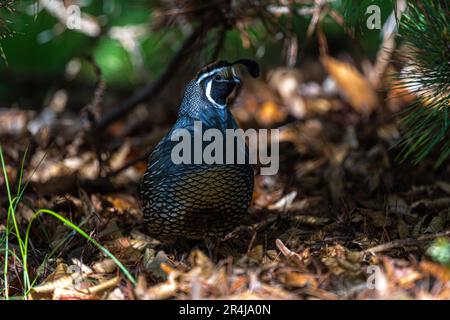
top-left (0, 0), bottom-right (18, 64)
top-left (395, 0), bottom-right (450, 167)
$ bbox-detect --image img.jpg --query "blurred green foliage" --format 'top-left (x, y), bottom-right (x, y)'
top-left (92, 38), bottom-right (134, 84)
top-left (2, 11), bottom-right (91, 75)
top-left (335, 0), bottom-right (394, 58)
top-left (427, 238), bottom-right (450, 267)
top-left (396, 0), bottom-right (450, 168)
top-left (0, 0), bottom-right (394, 107)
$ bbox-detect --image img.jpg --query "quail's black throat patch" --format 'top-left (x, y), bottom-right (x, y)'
top-left (210, 79), bottom-right (236, 106)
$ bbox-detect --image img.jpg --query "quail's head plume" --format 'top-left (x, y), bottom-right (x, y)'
top-left (140, 59), bottom-right (259, 240)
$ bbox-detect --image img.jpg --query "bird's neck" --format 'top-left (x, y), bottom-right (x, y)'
top-left (182, 106), bottom-right (238, 132)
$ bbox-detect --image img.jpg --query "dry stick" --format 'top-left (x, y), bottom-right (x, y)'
top-left (82, 55), bottom-right (106, 177)
top-left (316, 23), bottom-right (329, 57)
top-left (369, 1), bottom-right (406, 89)
top-left (95, 20), bottom-right (209, 132)
top-left (305, 1), bottom-right (323, 39)
top-left (223, 213), bottom-right (279, 242)
top-left (328, 9), bottom-right (354, 39)
top-left (82, 56), bottom-right (106, 120)
top-left (105, 150), bottom-right (151, 178)
top-left (275, 238), bottom-right (310, 274)
top-left (363, 229), bottom-right (450, 254)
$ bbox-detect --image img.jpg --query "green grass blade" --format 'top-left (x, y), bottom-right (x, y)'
top-left (24, 209), bottom-right (136, 287)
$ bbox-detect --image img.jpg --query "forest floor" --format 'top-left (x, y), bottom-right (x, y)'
top-left (1, 58), bottom-right (450, 300)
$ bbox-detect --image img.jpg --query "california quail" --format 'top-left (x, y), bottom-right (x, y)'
top-left (140, 59), bottom-right (260, 240)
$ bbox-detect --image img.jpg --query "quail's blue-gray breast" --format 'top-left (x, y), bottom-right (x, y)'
top-left (140, 60), bottom-right (259, 240)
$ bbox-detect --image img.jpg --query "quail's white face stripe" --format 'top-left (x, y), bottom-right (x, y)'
top-left (231, 67), bottom-right (237, 77)
top-left (206, 79), bottom-right (226, 109)
top-left (215, 76), bottom-right (241, 83)
top-left (196, 67), bottom-right (228, 84)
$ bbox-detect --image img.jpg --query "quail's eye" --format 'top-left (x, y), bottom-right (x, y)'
top-left (215, 74), bottom-right (222, 81)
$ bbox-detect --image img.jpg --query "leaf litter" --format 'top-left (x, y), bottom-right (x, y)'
top-left (1, 58), bottom-right (450, 300)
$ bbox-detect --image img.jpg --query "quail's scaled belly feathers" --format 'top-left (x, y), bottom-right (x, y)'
top-left (142, 162), bottom-right (254, 239)
top-left (140, 59), bottom-right (259, 240)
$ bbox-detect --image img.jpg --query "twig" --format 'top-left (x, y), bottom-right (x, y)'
top-left (82, 55), bottom-right (106, 121)
top-left (363, 230), bottom-right (450, 254)
top-left (369, 0), bottom-right (406, 88)
top-left (95, 20), bottom-right (209, 131)
top-left (275, 238), bottom-right (305, 269)
top-left (223, 214), bottom-right (278, 241)
top-left (105, 150), bottom-right (151, 178)
top-left (81, 55), bottom-right (106, 178)
top-left (316, 23), bottom-right (328, 57)
top-left (328, 9), bottom-right (354, 39)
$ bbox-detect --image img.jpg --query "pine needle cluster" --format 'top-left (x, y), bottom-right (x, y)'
top-left (396, 1), bottom-right (450, 167)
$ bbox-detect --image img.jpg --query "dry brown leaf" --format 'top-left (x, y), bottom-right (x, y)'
top-left (320, 245), bottom-right (353, 275)
top-left (258, 283), bottom-right (297, 300)
top-left (92, 259), bottom-right (118, 274)
top-left (296, 159), bottom-right (327, 178)
top-left (276, 239), bottom-right (304, 268)
top-left (228, 275), bottom-right (248, 293)
top-left (321, 56), bottom-right (378, 115)
top-left (336, 257), bottom-right (361, 273)
top-left (71, 258), bottom-right (94, 274)
top-left (360, 209), bottom-right (391, 228)
top-left (436, 181), bottom-right (450, 195)
top-left (279, 272), bottom-right (318, 288)
top-left (109, 237), bottom-right (149, 252)
top-left (32, 273), bottom-right (82, 293)
top-left (268, 191), bottom-right (297, 210)
top-left (387, 195), bottom-right (410, 216)
top-left (107, 288), bottom-right (126, 300)
top-left (53, 261), bottom-right (69, 278)
top-left (0, 109), bottom-right (30, 136)
top-left (412, 214), bottom-right (428, 237)
top-left (386, 76), bottom-right (417, 112)
top-left (53, 288), bottom-right (97, 300)
top-left (397, 217), bottom-right (410, 239)
top-left (80, 276), bottom-right (121, 295)
top-left (419, 261), bottom-right (450, 283)
top-left (205, 267), bottom-right (229, 297)
top-left (290, 215), bottom-right (331, 227)
top-left (430, 198), bottom-right (450, 210)
top-left (109, 140), bottom-right (131, 171)
top-left (307, 98), bottom-right (332, 114)
top-left (255, 101), bottom-right (287, 126)
top-left (160, 262), bottom-right (179, 277)
top-left (140, 280), bottom-right (178, 300)
top-left (425, 211), bottom-right (447, 233)
top-left (189, 249), bottom-right (214, 276)
top-left (248, 245), bottom-right (264, 261)
top-left (395, 268), bottom-right (422, 288)
top-left (104, 194), bottom-right (141, 216)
